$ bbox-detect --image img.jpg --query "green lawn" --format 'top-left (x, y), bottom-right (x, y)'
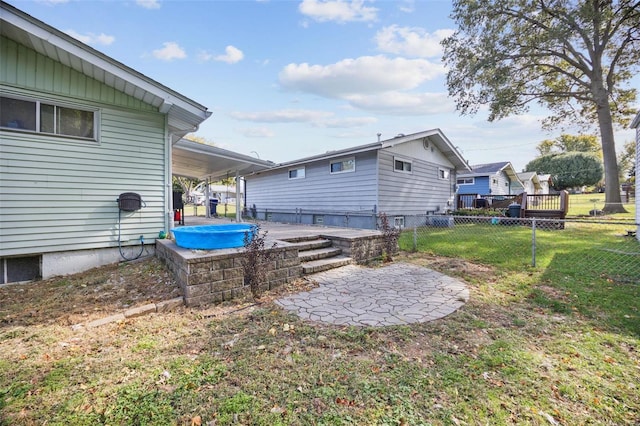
top-left (567, 192), bottom-right (636, 218)
top-left (1, 220), bottom-right (639, 424)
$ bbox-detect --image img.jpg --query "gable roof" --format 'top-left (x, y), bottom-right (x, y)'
top-left (257, 129), bottom-right (471, 172)
top-left (0, 1), bottom-right (211, 142)
top-left (517, 172), bottom-right (541, 190)
top-left (459, 161), bottom-right (521, 182)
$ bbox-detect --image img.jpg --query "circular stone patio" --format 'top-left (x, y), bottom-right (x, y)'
top-left (276, 263), bottom-right (469, 327)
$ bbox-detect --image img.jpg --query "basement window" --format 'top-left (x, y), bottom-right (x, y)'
top-left (0, 95), bottom-right (97, 141)
top-left (394, 216), bottom-right (405, 228)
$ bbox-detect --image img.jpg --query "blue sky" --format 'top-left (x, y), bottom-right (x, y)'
top-left (8, 0), bottom-right (637, 172)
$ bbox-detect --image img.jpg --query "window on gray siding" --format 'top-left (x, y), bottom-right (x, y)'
top-left (288, 167), bottom-right (305, 179)
top-left (394, 158), bottom-right (412, 173)
top-left (438, 168), bottom-right (450, 179)
top-left (330, 157), bottom-right (355, 174)
top-left (457, 177), bottom-right (474, 185)
top-left (0, 96), bottom-right (96, 140)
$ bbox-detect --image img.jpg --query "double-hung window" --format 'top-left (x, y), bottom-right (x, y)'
top-left (0, 95), bottom-right (97, 141)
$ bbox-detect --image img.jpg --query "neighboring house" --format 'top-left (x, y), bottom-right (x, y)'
top-left (632, 110), bottom-right (640, 240)
top-left (538, 174), bottom-right (553, 194)
top-left (244, 129), bottom-right (471, 229)
top-left (456, 162), bottom-right (523, 198)
top-left (193, 183), bottom-right (243, 205)
top-left (0, 2), bottom-right (211, 283)
top-left (513, 172), bottom-right (542, 194)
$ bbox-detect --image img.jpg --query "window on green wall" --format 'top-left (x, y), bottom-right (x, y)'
top-left (0, 95), bottom-right (96, 140)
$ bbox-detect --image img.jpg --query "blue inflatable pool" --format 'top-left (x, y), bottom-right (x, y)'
top-left (172, 223), bottom-right (255, 250)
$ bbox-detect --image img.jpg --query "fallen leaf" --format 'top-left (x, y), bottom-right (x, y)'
top-left (191, 415), bottom-right (202, 426)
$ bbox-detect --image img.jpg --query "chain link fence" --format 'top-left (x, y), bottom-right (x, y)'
top-left (397, 215), bottom-right (639, 284)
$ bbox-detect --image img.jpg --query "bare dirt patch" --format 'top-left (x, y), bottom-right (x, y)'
top-left (0, 257), bottom-right (180, 328)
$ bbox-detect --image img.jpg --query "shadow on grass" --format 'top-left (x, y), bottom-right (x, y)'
top-left (533, 246), bottom-right (640, 337)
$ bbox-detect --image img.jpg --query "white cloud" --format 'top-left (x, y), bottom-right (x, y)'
top-left (345, 92), bottom-right (455, 115)
top-left (398, 0), bottom-right (415, 13)
top-left (312, 116), bottom-right (377, 128)
top-left (136, 0), bottom-right (161, 9)
top-left (375, 25), bottom-right (454, 58)
top-left (152, 42), bottom-right (187, 61)
top-left (199, 46), bottom-right (244, 64)
top-left (231, 109), bottom-right (375, 128)
top-left (237, 127), bottom-right (275, 138)
top-left (65, 30), bottom-right (115, 46)
top-left (231, 109), bottom-right (333, 123)
top-left (298, 0), bottom-right (378, 23)
top-left (215, 46), bottom-right (244, 64)
top-left (279, 55), bottom-right (444, 98)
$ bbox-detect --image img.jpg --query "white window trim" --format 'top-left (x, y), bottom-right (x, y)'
top-left (0, 94), bottom-right (99, 142)
top-left (394, 216), bottom-right (405, 229)
top-left (457, 177), bottom-right (475, 185)
top-left (329, 156), bottom-right (356, 174)
top-left (393, 157), bottom-right (412, 174)
top-left (288, 167), bottom-right (305, 180)
top-left (438, 168), bottom-right (450, 180)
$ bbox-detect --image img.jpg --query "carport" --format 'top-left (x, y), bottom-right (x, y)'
top-left (171, 138), bottom-right (274, 223)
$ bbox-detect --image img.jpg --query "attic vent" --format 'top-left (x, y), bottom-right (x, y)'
top-left (423, 138), bottom-right (430, 150)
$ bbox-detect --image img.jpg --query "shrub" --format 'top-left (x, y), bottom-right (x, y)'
top-left (241, 225), bottom-right (277, 300)
top-left (378, 213), bottom-right (400, 262)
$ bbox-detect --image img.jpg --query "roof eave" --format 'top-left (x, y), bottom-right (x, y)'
top-left (1, 2), bottom-right (210, 135)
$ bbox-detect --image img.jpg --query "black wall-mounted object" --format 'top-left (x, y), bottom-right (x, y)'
top-left (118, 192), bottom-right (142, 212)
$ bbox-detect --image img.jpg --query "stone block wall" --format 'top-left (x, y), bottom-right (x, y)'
top-left (156, 239), bottom-right (302, 307)
top-left (323, 234), bottom-right (387, 264)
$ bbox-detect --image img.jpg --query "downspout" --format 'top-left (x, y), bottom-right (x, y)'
top-left (166, 129), bottom-right (174, 234)
top-left (235, 170), bottom-right (241, 222)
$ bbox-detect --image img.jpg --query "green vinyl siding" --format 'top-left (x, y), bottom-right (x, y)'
top-left (1, 37), bottom-right (167, 257)
top-left (0, 36), bottom-right (155, 112)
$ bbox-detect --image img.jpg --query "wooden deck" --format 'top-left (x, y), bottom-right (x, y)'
top-left (456, 190), bottom-right (569, 220)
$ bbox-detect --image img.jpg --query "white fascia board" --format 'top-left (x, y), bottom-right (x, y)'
top-left (1, 5), bottom-right (209, 121)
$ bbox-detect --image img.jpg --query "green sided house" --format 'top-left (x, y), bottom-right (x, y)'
top-left (0, 2), bottom-right (211, 283)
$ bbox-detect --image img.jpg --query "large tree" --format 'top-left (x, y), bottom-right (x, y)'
top-left (443, 0), bottom-right (640, 213)
top-left (536, 134), bottom-right (601, 157)
top-left (525, 152), bottom-right (604, 189)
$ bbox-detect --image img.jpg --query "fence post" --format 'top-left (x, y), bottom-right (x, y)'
top-left (413, 221), bottom-right (418, 252)
top-left (531, 218), bottom-right (537, 267)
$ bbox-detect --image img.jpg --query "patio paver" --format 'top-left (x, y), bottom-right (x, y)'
top-left (276, 262), bottom-right (469, 327)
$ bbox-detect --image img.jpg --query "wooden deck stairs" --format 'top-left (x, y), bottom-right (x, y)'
top-left (283, 236), bottom-right (352, 274)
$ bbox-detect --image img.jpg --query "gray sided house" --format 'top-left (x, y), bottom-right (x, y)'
top-left (244, 129), bottom-right (471, 229)
top-left (0, 2), bottom-right (210, 283)
top-left (632, 110), bottom-right (640, 240)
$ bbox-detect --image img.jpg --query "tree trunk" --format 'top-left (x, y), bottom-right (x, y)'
top-left (594, 93), bottom-right (627, 213)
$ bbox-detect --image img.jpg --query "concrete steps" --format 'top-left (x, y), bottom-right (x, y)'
top-left (284, 236), bottom-right (353, 275)
top-left (302, 255), bottom-right (353, 274)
